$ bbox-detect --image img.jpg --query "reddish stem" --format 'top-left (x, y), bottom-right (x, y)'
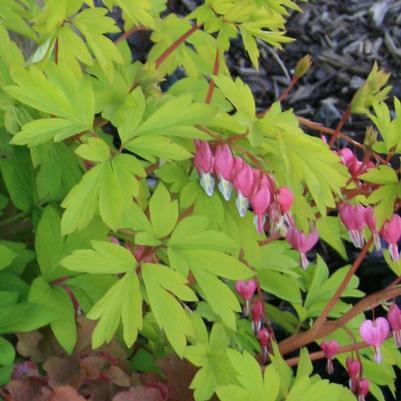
top-left (285, 341), bottom-right (368, 367)
top-left (328, 106), bottom-right (352, 148)
top-left (114, 25), bottom-right (146, 45)
top-left (205, 48), bottom-right (220, 104)
top-left (313, 236), bottom-right (373, 330)
top-left (155, 24), bottom-right (201, 69)
top-left (279, 76), bottom-right (299, 102)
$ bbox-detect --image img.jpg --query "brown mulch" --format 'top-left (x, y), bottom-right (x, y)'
top-left (228, 0), bottom-right (401, 139)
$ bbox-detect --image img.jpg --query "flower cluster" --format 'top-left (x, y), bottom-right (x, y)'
top-left (194, 140), bottom-right (320, 268)
top-left (339, 204), bottom-right (401, 261)
top-left (235, 279), bottom-right (270, 362)
top-left (338, 148), bottom-right (374, 178)
top-left (193, 140), bottom-right (294, 234)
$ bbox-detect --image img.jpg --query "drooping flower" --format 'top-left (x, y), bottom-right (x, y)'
top-left (109, 236), bottom-right (120, 245)
top-left (346, 357), bottom-right (361, 392)
top-left (286, 226), bottom-right (319, 269)
top-left (387, 304), bottom-right (401, 347)
top-left (235, 279), bottom-right (257, 315)
top-left (359, 317), bottom-right (390, 363)
top-left (338, 148), bottom-right (356, 166)
top-left (251, 299), bottom-right (264, 334)
top-left (214, 144), bottom-right (234, 201)
top-left (194, 140), bottom-right (215, 196)
top-left (258, 327), bottom-right (270, 363)
top-left (338, 203), bottom-right (366, 248)
top-left (356, 378), bottom-right (369, 401)
top-left (233, 161), bottom-right (255, 217)
top-left (364, 207), bottom-right (381, 250)
top-left (277, 187), bottom-right (294, 213)
top-left (321, 340), bottom-right (340, 374)
top-left (380, 214), bottom-right (401, 262)
top-left (250, 175), bottom-right (271, 234)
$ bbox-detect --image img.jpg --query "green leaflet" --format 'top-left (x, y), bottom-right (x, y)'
top-left (216, 349), bottom-right (280, 401)
top-left (66, 274), bottom-right (117, 314)
top-left (0, 245), bottom-right (16, 272)
top-left (88, 269), bottom-right (142, 348)
top-left (60, 240), bottom-right (136, 274)
top-left (149, 183), bottom-right (178, 238)
top-left (6, 63), bottom-right (94, 146)
top-left (0, 302), bottom-right (56, 334)
top-left (129, 94), bottom-right (215, 138)
top-left (303, 256), bottom-right (364, 319)
top-left (0, 0), bottom-right (36, 40)
top-left (259, 102), bottom-right (349, 219)
top-left (0, 336), bottom-right (15, 385)
top-left (0, 146), bottom-right (35, 212)
top-left (103, 0), bottom-right (161, 29)
top-left (186, 323), bottom-right (238, 401)
top-left (28, 277), bottom-right (76, 353)
top-left (61, 154), bottom-right (145, 234)
top-left (168, 215), bottom-right (253, 329)
top-left (142, 263), bottom-right (197, 356)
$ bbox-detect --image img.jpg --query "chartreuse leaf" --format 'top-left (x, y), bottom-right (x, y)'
top-left (168, 215), bottom-right (252, 328)
top-left (103, 0), bottom-right (160, 29)
top-left (259, 102), bottom-right (348, 219)
top-left (128, 94), bottom-right (215, 138)
top-left (182, 250), bottom-right (252, 329)
top-left (169, 216), bottom-right (238, 252)
top-left (66, 274), bottom-right (117, 314)
top-left (216, 349), bottom-right (280, 401)
top-left (75, 137), bottom-right (110, 162)
top-left (28, 277), bottom-right (76, 353)
top-left (61, 153), bottom-right (144, 234)
top-left (148, 14), bottom-right (216, 76)
top-left (72, 7), bottom-right (124, 81)
top-left (186, 324), bottom-right (238, 401)
top-left (295, 348), bottom-right (313, 381)
top-left (366, 184), bottom-right (398, 228)
top-left (254, 241), bottom-right (301, 304)
top-left (115, 87), bottom-right (146, 145)
top-left (149, 184), bottom-right (178, 239)
top-left (316, 216), bottom-right (347, 259)
top-left (61, 240), bottom-right (135, 274)
top-left (6, 63), bottom-right (94, 146)
top-left (142, 263), bottom-right (197, 356)
top-left (351, 63), bottom-right (391, 116)
top-left (0, 0), bottom-right (36, 40)
top-left (368, 99), bottom-right (401, 152)
top-left (360, 165), bottom-right (398, 185)
top-left (87, 269), bottom-right (142, 348)
top-left (61, 163), bottom-right (104, 234)
top-left (303, 256), bottom-right (363, 319)
top-left (125, 136), bottom-right (192, 162)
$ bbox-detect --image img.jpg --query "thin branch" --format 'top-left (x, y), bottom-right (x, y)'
top-left (155, 24), bottom-right (201, 69)
top-left (279, 284), bottom-right (401, 356)
top-left (328, 106), bottom-right (352, 148)
top-left (313, 236), bottom-right (374, 330)
top-left (114, 25), bottom-right (146, 45)
top-left (205, 48), bottom-right (220, 104)
top-left (279, 76), bottom-right (299, 102)
top-left (285, 341), bottom-right (368, 367)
